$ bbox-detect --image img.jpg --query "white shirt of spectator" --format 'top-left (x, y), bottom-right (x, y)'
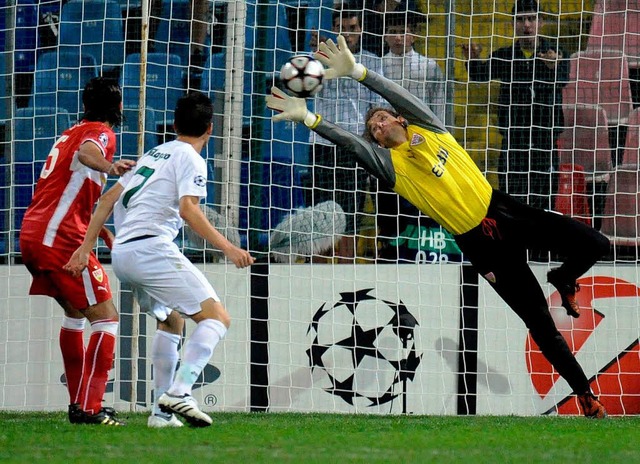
top-left (382, 48), bottom-right (446, 123)
top-left (310, 49), bottom-right (384, 145)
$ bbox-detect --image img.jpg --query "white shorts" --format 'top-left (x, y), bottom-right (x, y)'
top-left (112, 236), bottom-right (220, 321)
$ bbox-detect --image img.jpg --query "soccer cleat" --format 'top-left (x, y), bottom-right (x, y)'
top-left (578, 392), bottom-right (607, 419)
top-left (147, 413), bottom-right (184, 428)
top-left (158, 393), bottom-right (212, 427)
top-left (79, 407), bottom-right (126, 426)
top-left (547, 269), bottom-right (581, 318)
top-left (68, 403), bottom-right (83, 424)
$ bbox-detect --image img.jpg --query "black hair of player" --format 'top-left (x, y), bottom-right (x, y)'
top-left (82, 76), bottom-right (123, 127)
top-left (363, 106), bottom-right (402, 142)
top-left (174, 91), bottom-right (213, 137)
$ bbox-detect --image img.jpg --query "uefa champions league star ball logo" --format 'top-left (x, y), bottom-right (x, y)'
top-left (307, 289), bottom-right (421, 408)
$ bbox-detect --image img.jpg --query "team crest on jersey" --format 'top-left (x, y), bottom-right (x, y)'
top-left (99, 132), bottom-right (109, 148)
top-left (194, 175), bottom-right (206, 187)
top-left (92, 268), bottom-right (104, 283)
top-left (410, 133), bottom-right (425, 146)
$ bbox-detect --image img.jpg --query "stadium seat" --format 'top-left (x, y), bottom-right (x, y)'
top-left (154, 0), bottom-right (209, 66)
top-left (0, 51), bottom-right (8, 119)
top-left (557, 104), bottom-right (613, 184)
top-left (556, 104), bottom-right (613, 226)
top-left (244, 117), bottom-right (307, 241)
top-left (301, 0), bottom-right (336, 52)
top-left (201, 51), bottom-right (254, 127)
top-left (201, 48), bottom-right (285, 127)
top-left (15, 0), bottom-right (38, 73)
top-left (121, 52), bottom-right (184, 130)
top-left (14, 106), bottom-right (72, 163)
top-left (119, 106), bottom-right (160, 158)
top-left (13, 106), bottom-right (72, 249)
top-left (554, 164), bottom-right (592, 226)
top-left (58, 0), bottom-right (125, 73)
top-left (588, 0), bottom-right (640, 68)
top-left (243, 0), bottom-right (294, 76)
top-left (563, 49), bottom-right (633, 125)
top-left (600, 165), bottom-right (640, 247)
top-left (245, 0), bottom-right (293, 58)
top-left (622, 107), bottom-right (640, 167)
top-left (29, 51), bottom-right (99, 120)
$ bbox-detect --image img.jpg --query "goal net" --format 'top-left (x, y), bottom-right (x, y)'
top-left (1, 0), bottom-right (639, 416)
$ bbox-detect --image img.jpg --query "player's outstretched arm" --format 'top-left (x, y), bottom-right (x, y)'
top-left (77, 140), bottom-right (136, 176)
top-left (266, 86), bottom-right (319, 127)
top-left (265, 87), bottom-right (396, 188)
top-left (179, 196), bottom-right (255, 269)
top-left (314, 35), bottom-right (366, 81)
top-left (64, 183), bottom-right (124, 276)
top-left (314, 35), bottom-right (446, 133)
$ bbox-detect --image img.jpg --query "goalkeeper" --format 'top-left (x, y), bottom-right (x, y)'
top-left (266, 36), bottom-right (611, 418)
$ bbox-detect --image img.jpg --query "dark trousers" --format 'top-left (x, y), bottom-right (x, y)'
top-left (454, 190), bottom-right (611, 394)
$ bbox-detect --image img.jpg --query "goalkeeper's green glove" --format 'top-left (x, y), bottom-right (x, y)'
top-left (314, 35), bottom-right (366, 81)
top-left (266, 86), bottom-right (319, 127)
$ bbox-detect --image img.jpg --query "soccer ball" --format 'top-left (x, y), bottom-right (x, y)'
top-left (280, 55), bottom-right (324, 98)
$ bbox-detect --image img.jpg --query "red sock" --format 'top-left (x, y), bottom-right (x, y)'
top-left (81, 327), bottom-right (116, 414)
top-left (59, 327), bottom-right (85, 404)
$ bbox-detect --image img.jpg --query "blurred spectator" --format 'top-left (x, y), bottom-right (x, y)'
top-left (150, 0), bottom-right (209, 60)
top-left (463, 0), bottom-right (569, 212)
top-left (382, 12), bottom-right (444, 121)
top-left (309, 5), bottom-right (384, 261)
top-left (376, 12), bottom-right (448, 261)
top-left (362, 0), bottom-right (418, 56)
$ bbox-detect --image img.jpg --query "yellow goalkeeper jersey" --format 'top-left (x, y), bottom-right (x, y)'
top-left (390, 125), bottom-right (492, 235)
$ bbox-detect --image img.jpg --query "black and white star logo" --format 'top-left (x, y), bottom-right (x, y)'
top-left (193, 175), bottom-right (206, 187)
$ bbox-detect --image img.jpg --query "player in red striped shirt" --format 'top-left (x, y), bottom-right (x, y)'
top-left (19, 77), bottom-right (136, 425)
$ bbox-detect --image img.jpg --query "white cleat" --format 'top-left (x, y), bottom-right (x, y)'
top-left (158, 393), bottom-right (212, 427)
top-left (147, 413), bottom-right (184, 428)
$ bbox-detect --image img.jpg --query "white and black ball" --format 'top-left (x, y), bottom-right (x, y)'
top-left (280, 55), bottom-right (325, 98)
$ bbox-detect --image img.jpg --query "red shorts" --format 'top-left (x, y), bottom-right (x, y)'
top-left (20, 240), bottom-right (113, 310)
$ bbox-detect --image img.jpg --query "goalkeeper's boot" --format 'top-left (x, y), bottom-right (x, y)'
top-left (68, 403), bottom-right (83, 424)
top-left (80, 407), bottom-right (126, 426)
top-left (578, 392), bottom-right (607, 419)
top-left (158, 393), bottom-right (212, 427)
top-left (547, 269), bottom-right (581, 318)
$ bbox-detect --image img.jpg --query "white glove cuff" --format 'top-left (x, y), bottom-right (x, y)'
top-left (303, 111), bottom-right (318, 128)
top-left (351, 63), bottom-right (366, 81)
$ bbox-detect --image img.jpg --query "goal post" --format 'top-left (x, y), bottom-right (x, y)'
top-left (1, 0), bottom-right (640, 416)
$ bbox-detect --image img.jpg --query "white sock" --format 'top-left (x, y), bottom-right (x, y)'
top-left (62, 315), bottom-right (86, 330)
top-left (168, 319), bottom-right (226, 397)
top-left (151, 330), bottom-right (180, 416)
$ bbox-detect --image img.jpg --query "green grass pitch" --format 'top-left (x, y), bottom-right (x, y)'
top-left (1, 411), bottom-right (638, 463)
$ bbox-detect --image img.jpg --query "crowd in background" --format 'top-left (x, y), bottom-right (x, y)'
top-left (4, 0), bottom-right (640, 264)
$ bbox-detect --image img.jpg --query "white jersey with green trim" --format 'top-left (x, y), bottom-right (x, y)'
top-left (114, 139), bottom-right (207, 244)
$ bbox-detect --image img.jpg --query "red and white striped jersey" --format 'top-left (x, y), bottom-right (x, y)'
top-left (20, 120), bottom-right (116, 251)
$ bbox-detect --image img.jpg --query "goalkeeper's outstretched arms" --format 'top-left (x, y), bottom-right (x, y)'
top-left (314, 35), bottom-right (448, 134)
top-left (266, 86), bottom-right (396, 188)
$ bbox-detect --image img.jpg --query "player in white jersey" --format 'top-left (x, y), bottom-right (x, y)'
top-left (65, 91), bottom-right (255, 427)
